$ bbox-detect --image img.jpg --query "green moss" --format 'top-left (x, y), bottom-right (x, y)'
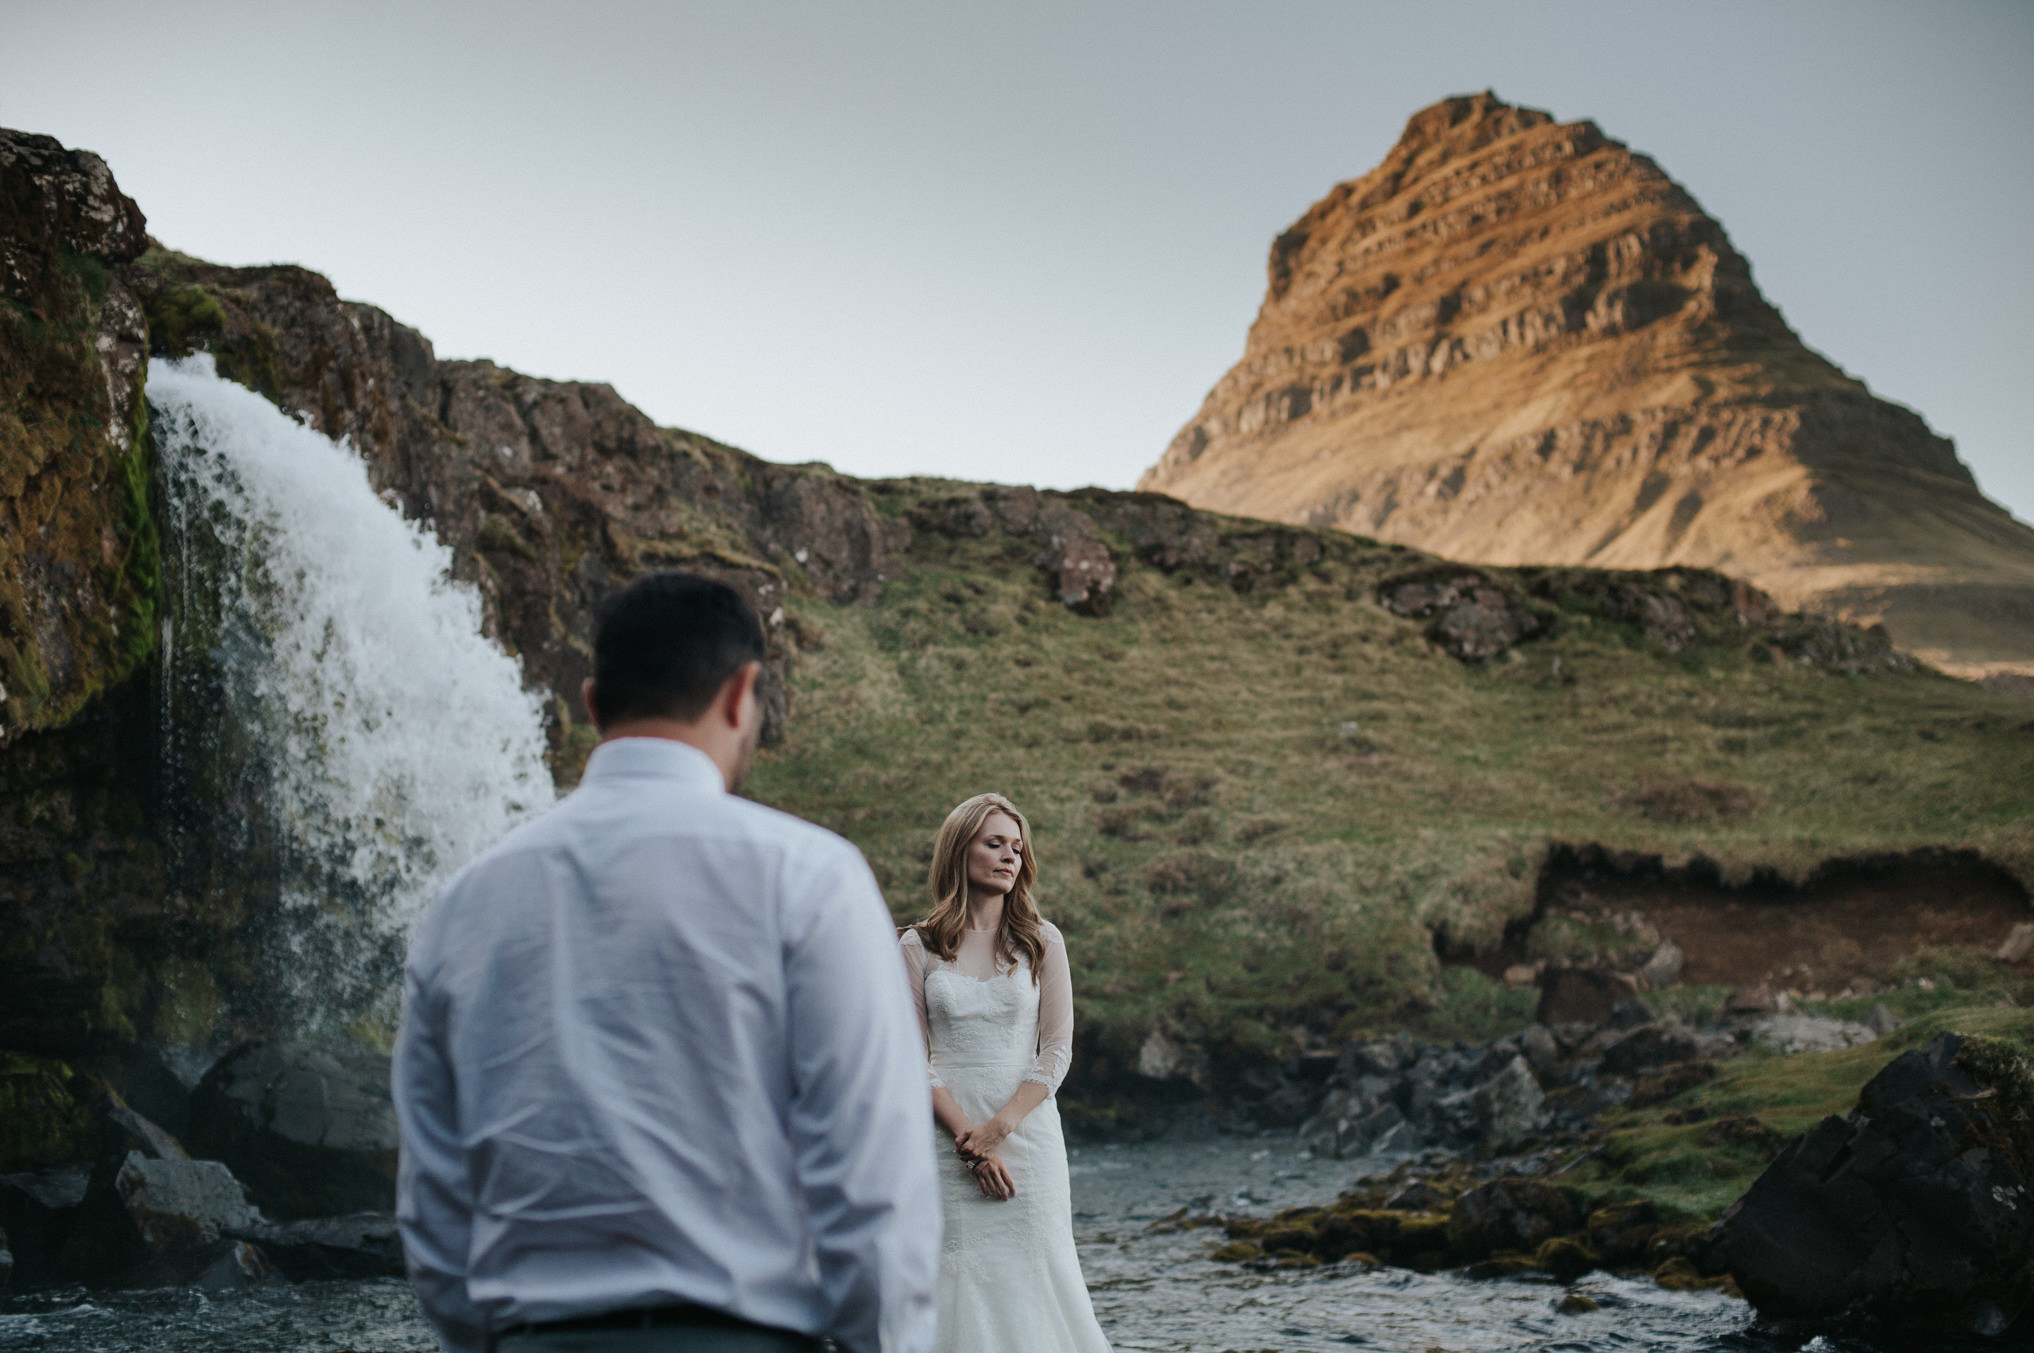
top-left (0, 1053), bottom-right (98, 1173)
top-left (142, 283), bottom-right (227, 356)
top-left (0, 235), bottom-right (165, 737)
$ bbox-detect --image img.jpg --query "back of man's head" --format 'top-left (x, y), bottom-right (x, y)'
top-left (591, 572), bottom-right (766, 726)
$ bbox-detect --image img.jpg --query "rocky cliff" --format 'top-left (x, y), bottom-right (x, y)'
top-left (1141, 93), bottom-right (2034, 677)
top-left (0, 131), bottom-right (156, 739)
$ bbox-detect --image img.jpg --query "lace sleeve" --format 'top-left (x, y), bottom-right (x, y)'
top-left (1023, 924), bottom-right (1073, 1094)
top-left (898, 929), bottom-right (944, 1090)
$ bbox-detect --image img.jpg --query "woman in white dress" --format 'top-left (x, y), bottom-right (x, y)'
top-left (900, 793), bottom-right (1112, 1353)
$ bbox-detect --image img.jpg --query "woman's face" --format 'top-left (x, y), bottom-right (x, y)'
top-left (965, 812), bottom-right (1024, 901)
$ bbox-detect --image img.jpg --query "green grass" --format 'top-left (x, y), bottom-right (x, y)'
top-left (741, 489), bottom-right (2034, 1091)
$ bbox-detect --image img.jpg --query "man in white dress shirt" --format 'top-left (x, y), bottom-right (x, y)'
top-left (393, 572), bottom-right (940, 1353)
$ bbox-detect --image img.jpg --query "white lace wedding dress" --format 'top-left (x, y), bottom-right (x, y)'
top-left (900, 924), bottom-right (1111, 1353)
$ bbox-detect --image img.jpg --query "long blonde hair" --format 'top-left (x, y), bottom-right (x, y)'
top-left (913, 793), bottom-right (1046, 982)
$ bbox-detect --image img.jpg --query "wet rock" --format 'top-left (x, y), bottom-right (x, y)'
top-left (1586, 1199), bottom-right (1661, 1267)
top-left (1472, 1056), bottom-right (1549, 1148)
top-left (1747, 1014), bottom-right (1875, 1055)
top-left (114, 1152), bottom-right (259, 1251)
top-left (194, 1238), bottom-right (274, 1291)
top-left (1714, 1031), bottom-right (2034, 1335)
top-left (229, 1213), bottom-right (403, 1280)
top-left (1448, 1178), bottom-right (1585, 1258)
top-left (1381, 1180), bottom-right (1443, 1212)
top-left (187, 1042), bottom-right (398, 1218)
top-left (0, 1223), bottom-right (10, 1295)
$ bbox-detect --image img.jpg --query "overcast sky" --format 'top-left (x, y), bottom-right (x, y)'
top-left (6, 1), bottom-right (2030, 522)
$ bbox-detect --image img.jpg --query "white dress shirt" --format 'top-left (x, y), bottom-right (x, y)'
top-left (393, 738), bottom-right (940, 1353)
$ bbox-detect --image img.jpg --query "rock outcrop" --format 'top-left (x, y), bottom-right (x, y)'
top-left (1142, 92), bottom-right (2034, 677)
top-left (0, 130), bottom-right (157, 738)
top-left (1713, 1031), bottom-right (2034, 1335)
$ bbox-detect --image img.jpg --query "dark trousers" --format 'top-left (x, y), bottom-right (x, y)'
top-left (495, 1309), bottom-right (823, 1353)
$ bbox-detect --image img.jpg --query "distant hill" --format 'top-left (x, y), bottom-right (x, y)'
top-left (1140, 93), bottom-right (2034, 679)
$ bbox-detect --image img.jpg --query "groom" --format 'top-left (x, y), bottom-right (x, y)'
top-left (393, 572), bottom-right (939, 1353)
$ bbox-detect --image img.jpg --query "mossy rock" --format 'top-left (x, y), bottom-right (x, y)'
top-left (1535, 1235), bottom-right (1597, 1283)
top-left (1208, 1240), bottom-right (1260, 1263)
top-left (0, 1054), bottom-right (99, 1172)
top-left (1556, 1293), bottom-right (1600, 1314)
top-left (1652, 1255), bottom-right (1732, 1292)
top-left (1260, 1224), bottom-right (1317, 1253)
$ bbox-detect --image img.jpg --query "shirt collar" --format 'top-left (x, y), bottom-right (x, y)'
top-left (579, 737), bottom-right (726, 793)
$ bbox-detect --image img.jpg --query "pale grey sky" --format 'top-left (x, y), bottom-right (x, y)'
top-left (6, 1), bottom-right (2030, 522)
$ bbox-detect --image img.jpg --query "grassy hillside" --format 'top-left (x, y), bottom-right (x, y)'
top-left (744, 480), bottom-right (2034, 1097)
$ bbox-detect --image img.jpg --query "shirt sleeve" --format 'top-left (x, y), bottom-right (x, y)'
top-left (897, 930), bottom-right (944, 1090)
top-left (783, 843), bottom-right (941, 1353)
top-left (1022, 924), bottom-right (1074, 1094)
top-left (392, 951), bottom-right (485, 1353)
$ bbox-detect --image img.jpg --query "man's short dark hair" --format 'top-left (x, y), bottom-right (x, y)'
top-left (591, 572), bottom-right (767, 725)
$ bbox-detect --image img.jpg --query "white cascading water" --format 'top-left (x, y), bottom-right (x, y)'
top-left (150, 354), bottom-right (554, 1031)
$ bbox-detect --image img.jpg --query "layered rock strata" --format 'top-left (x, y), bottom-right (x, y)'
top-left (1142, 93), bottom-right (2034, 675)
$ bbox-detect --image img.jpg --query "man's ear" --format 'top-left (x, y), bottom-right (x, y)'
top-left (580, 677), bottom-right (602, 731)
top-left (721, 660), bottom-right (763, 729)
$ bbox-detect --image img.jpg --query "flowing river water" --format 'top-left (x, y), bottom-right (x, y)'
top-left (0, 1137), bottom-right (1952, 1353)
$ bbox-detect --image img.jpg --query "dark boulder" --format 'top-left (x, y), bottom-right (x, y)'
top-left (0, 1166), bottom-right (89, 1287)
top-left (229, 1213), bottom-right (403, 1280)
top-left (187, 1042), bottom-right (398, 1218)
top-left (1713, 1032), bottom-right (2034, 1336)
top-left (1447, 1178), bottom-right (1585, 1259)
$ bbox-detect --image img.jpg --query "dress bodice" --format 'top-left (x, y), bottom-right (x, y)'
top-left (899, 925), bottom-right (1074, 1094)
top-left (923, 959), bottom-right (1042, 1071)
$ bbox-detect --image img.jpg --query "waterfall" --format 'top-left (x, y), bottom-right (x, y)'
top-left (150, 354), bottom-right (554, 1037)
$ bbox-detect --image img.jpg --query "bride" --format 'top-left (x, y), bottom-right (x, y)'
top-left (900, 793), bottom-right (1111, 1353)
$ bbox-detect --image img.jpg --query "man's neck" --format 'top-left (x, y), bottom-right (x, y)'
top-left (600, 720), bottom-right (736, 790)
